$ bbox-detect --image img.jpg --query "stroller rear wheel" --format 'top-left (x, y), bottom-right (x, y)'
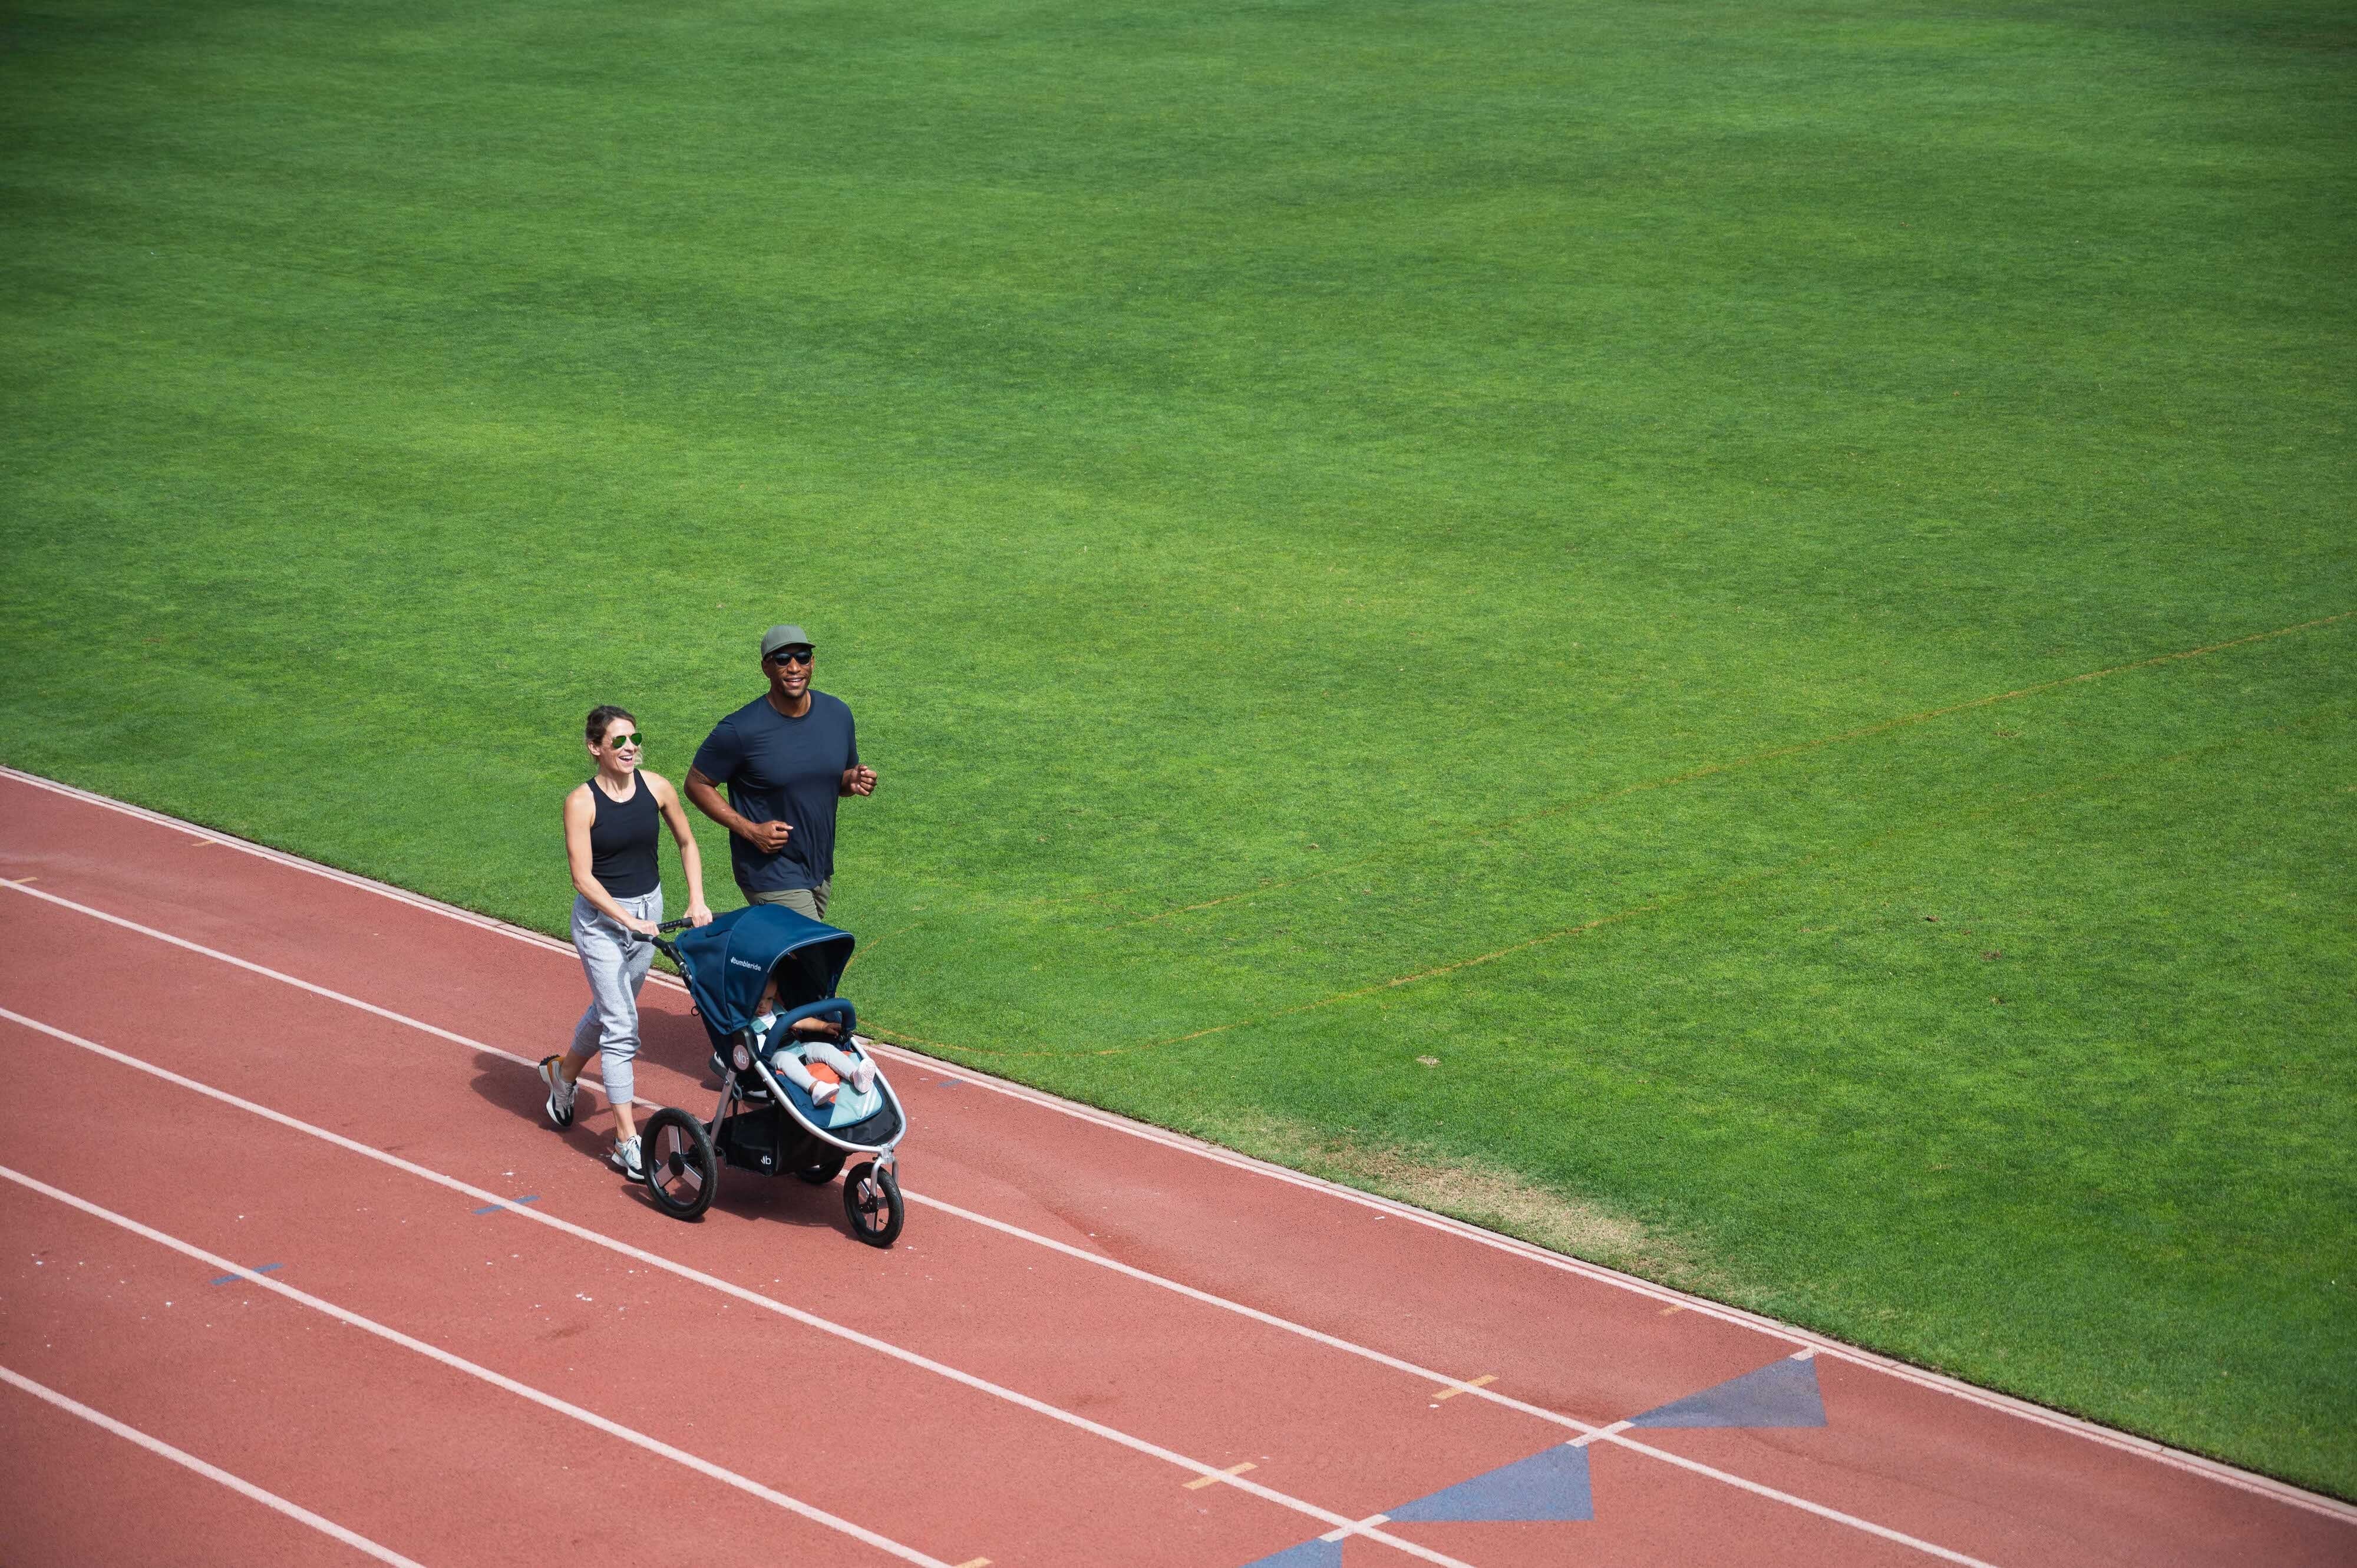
top-left (643, 1108), bottom-right (717, 1220)
top-left (843, 1160), bottom-right (903, 1247)
top-left (793, 1151), bottom-right (847, 1186)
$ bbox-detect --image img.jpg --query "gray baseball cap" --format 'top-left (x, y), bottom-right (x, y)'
top-left (760, 624), bottom-right (814, 659)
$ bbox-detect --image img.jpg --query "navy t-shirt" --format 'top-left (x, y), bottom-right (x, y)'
top-left (691, 691), bottom-right (860, 893)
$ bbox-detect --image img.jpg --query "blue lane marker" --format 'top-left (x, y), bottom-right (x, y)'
top-left (1628, 1354), bottom-right (1827, 1430)
top-left (1389, 1441), bottom-right (1594, 1523)
top-left (1237, 1539), bottom-right (1343, 1568)
top-left (474, 1195), bottom-right (541, 1214)
top-left (209, 1263), bottom-right (283, 1285)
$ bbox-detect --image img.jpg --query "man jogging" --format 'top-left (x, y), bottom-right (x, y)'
top-left (686, 623), bottom-right (876, 920)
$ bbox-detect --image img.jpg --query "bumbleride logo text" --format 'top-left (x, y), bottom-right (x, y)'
top-left (728, 957), bottom-right (764, 970)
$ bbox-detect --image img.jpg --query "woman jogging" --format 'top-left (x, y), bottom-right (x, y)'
top-left (540, 704), bottom-right (712, 1179)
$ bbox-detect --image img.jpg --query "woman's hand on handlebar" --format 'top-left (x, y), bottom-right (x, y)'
top-left (622, 914), bottom-right (661, 938)
top-left (685, 901), bottom-right (714, 927)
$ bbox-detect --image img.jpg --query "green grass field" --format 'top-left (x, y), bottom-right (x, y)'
top-left (4, 0), bottom-right (2352, 1496)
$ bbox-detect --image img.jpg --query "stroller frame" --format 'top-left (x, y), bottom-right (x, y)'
top-left (643, 909), bottom-right (909, 1246)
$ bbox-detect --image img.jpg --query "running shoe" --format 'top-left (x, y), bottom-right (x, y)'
top-left (609, 1135), bottom-right (644, 1180)
top-left (539, 1056), bottom-right (577, 1129)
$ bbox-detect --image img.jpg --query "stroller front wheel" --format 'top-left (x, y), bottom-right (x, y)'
top-left (643, 1108), bottom-right (717, 1220)
top-left (843, 1160), bottom-right (903, 1247)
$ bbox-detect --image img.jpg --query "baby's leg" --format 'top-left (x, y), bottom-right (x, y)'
top-left (803, 1040), bottom-right (858, 1077)
top-left (767, 1049), bottom-right (821, 1093)
top-left (803, 1039), bottom-right (875, 1093)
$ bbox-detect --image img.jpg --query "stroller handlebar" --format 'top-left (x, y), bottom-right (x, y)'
top-left (646, 916), bottom-right (699, 963)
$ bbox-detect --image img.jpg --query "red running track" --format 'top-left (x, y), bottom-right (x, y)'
top-left (1, 768), bottom-right (2350, 1568)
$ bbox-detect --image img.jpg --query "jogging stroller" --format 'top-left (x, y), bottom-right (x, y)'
top-left (646, 905), bottom-right (907, 1246)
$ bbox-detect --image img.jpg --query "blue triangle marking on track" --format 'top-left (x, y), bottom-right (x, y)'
top-left (1388, 1442), bottom-right (1595, 1523)
top-left (1628, 1355), bottom-right (1827, 1429)
top-left (1237, 1537), bottom-right (1343, 1568)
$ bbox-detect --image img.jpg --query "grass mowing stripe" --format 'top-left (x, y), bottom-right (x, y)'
top-left (1116, 608), bottom-right (2357, 928)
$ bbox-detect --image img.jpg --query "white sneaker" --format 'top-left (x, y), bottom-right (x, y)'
top-left (809, 1078), bottom-right (839, 1107)
top-left (609, 1135), bottom-right (643, 1180)
top-left (846, 1055), bottom-right (876, 1095)
top-left (539, 1057), bottom-right (577, 1129)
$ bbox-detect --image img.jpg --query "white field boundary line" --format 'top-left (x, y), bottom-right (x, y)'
top-left (0, 1167), bottom-right (956, 1568)
top-left (0, 1008), bottom-right (2013, 1568)
top-left (8, 768), bottom-right (2352, 1526)
top-left (0, 1364), bottom-right (433, 1568)
top-left (0, 1008), bottom-right (1478, 1568)
top-left (857, 1044), bottom-right (2357, 1523)
top-left (1, 767), bottom-right (583, 962)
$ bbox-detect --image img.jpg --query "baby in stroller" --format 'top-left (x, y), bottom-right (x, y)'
top-left (750, 973), bottom-right (876, 1109)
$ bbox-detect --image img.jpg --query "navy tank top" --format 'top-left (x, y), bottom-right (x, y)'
top-left (586, 777), bottom-right (661, 898)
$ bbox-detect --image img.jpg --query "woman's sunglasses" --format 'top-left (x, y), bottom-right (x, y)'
top-left (603, 732), bottom-right (643, 750)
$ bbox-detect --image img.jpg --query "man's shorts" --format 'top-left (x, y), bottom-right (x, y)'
top-left (744, 880), bottom-right (829, 921)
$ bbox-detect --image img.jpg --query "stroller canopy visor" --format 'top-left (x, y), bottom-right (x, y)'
top-left (669, 905), bottom-right (856, 1044)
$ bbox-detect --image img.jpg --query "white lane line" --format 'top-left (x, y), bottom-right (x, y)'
top-left (906, 1191), bottom-right (2001, 1564)
top-left (3, 1008), bottom-right (2006, 1568)
top-left (0, 877), bottom-right (628, 1110)
top-left (1, 1364), bottom-right (433, 1568)
top-left (0, 909), bottom-right (2099, 1562)
top-left (1, 767), bottom-right (580, 962)
top-left (1322, 1512), bottom-right (1392, 1543)
top-left (0, 1007), bottom-right (1480, 1568)
top-left (863, 1039), bottom-right (2357, 1525)
top-left (4, 799), bottom-right (2349, 1528)
top-left (0, 1168), bottom-right (955, 1568)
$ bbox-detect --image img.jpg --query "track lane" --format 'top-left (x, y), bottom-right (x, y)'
top-left (1, 1367), bottom-right (413, 1568)
top-left (0, 1189), bottom-right (939, 1568)
top-left (1, 900), bottom-right (1982, 1568)
top-left (14, 938), bottom-right (1969, 1568)
top-left (5, 771), bottom-right (2352, 1566)
top-left (1, 1024), bottom-right (1417, 1568)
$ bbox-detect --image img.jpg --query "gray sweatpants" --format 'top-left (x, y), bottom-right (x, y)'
top-left (569, 889), bottom-right (663, 1109)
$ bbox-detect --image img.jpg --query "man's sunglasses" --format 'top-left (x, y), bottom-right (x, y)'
top-left (768, 648), bottom-right (814, 665)
top-left (603, 732), bottom-right (644, 750)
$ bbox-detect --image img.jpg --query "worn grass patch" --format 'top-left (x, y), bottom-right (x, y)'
top-left (1167, 1107), bottom-right (1718, 1291)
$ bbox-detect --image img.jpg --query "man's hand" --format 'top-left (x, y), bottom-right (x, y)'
top-left (688, 767), bottom-right (791, 853)
top-left (841, 765), bottom-right (877, 797)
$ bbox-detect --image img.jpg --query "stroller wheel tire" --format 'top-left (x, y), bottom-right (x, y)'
top-left (643, 1108), bottom-right (717, 1220)
top-left (794, 1151), bottom-right (847, 1186)
top-left (843, 1160), bottom-right (903, 1248)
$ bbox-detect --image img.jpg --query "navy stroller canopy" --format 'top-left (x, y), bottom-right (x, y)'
top-left (669, 905), bottom-right (856, 1047)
